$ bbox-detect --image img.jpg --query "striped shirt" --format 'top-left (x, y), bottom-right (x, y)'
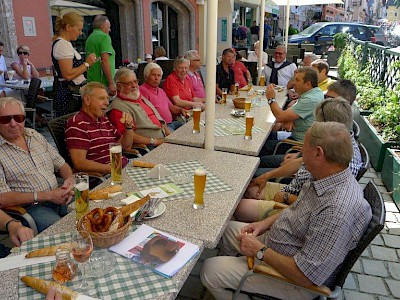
top-left (0, 128), bottom-right (65, 193)
top-left (65, 110), bottom-right (122, 165)
top-left (267, 168), bottom-right (371, 287)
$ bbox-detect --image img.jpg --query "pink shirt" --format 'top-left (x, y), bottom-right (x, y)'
top-left (233, 61), bottom-right (248, 88)
top-left (187, 71), bottom-right (206, 98)
top-left (140, 83), bottom-right (173, 123)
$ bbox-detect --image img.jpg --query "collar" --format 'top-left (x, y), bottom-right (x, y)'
top-left (117, 92), bottom-right (142, 103)
top-left (319, 77), bottom-right (330, 85)
top-left (142, 82), bottom-right (159, 93)
top-left (311, 167), bottom-right (351, 197)
top-left (0, 128), bottom-right (32, 146)
top-left (80, 109), bottom-right (107, 123)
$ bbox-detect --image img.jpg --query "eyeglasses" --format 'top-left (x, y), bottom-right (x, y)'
top-left (0, 114), bottom-right (26, 124)
top-left (118, 80), bottom-right (138, 86)
top-left (18, 51), bottom-right (29, 55)
top-left (191, 59), bottom-right (201, 62)
top-left (274, 52), bottom-right (285, 55)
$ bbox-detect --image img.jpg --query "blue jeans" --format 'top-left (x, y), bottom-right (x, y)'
top-left (167, 120), bottom-right (185, 132)
top-left (26, 202), bottom-right (68, 233)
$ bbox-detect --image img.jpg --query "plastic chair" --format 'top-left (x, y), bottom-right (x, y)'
top-left (353, 120), bottom-right (360, 140)
top-left (233, 181), bottom-right (385, 300)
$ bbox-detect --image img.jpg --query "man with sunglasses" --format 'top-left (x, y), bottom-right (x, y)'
top-left (262, 45), bottom-right (297, 87)
top-left (0, 97), bottom-right (75, 233)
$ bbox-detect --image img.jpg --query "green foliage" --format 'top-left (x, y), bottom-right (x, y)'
top-left (333, 32), bottom-right (349, 51)
top-left (288, 26), bottom-right (299, 35)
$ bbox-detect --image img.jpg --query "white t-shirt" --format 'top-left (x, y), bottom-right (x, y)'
top-left (0, 55), bottom-right (6, 85)
top-left (247, 51), bottom-right (268, 66)
top-left (53, 38), bottom-right (86, 85)
top-left (262, 60), bottom-right (297, 87)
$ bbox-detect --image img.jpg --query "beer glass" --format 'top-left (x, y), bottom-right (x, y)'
top-left (192, 106), bottom-right (202, 133)
top-left (74, 173), bottom-right (89, 221)
top-left (109, 143), bottom-right (122, 185)
top-left (245, 112), bottom-right (254, 140)
top-left (193, 168), bottom-right (207, 209)
top-left (45, 67), bottom-right (52, 80)
top-left (245, 99), bottom-right (252, 112)
top-left (234, 82), bottom-right (239, 96)
top-left (221, 88), bottom-right (228, 105)
top-left (259, 75), bottom-right (266, 87)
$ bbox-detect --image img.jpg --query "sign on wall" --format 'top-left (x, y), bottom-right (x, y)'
top-left (218, 17), bottom-right (227, 42)
top-left (22, 17), bottom-right (37, 36)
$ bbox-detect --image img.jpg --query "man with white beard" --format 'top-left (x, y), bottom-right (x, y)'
top-left (107, 67), bottom-right (170, 148)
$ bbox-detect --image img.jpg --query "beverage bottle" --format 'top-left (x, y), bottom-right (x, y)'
top-left (52, 246), bottom-right (77, 283)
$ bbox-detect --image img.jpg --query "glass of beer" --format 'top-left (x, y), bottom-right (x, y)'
top-left (192, 105), bottom-right (202, 134)
top-left (221, 88), bottom-right (228, 105)
top-left (234, 82), bottom-right (239, 96)
top-left (73, 173), bottom-right (89, 221)
top-left (193, 168), bottom-right (207, 209)
top-left (245, 99), bottom-right (252, 112)
top-left (245, 112), bottom-right (254, 140)
top-left (109, 143), bottom-right (122, 185)
top-left (259, 75), bottom-right (266, 87)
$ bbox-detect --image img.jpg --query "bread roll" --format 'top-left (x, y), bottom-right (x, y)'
top-left (20, 276), bottom-right (78, 300)
top-left (25, 243), bottom-right (70, 258)
top-left (119, 195), bottom-right (151, 218)
top-left (132, 160), bottom-right (157, 168)
top-left (89, 185), bottom-right (122, 200)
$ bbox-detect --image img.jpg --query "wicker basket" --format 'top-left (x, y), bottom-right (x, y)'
top-left (233, 98), bottom-right (246, 109)
top-left (76, 216), bottom-right (132, 248)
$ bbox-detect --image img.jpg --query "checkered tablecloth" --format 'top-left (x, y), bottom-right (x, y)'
top-left (214, 118), bottom-right (267, 137)
top-left (126, 160), bottom-right (232, 200)
top-left (18, 229), bottom-right (177, 299)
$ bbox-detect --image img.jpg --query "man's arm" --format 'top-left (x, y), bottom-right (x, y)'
top-left (260, 157), bottom-right (303, 181)
top-left (0, 209), bottom-right (34, 246)
top-left (69, 148), bottom-right (111, 175)
top-left (100, 52), bottom-right (116, 95)
top-left (131, 132), bottom-right (164, 146)
top-left (266, 85), bottom-right (299, 123)
top-left (170, 95), bottom-right (198, 109)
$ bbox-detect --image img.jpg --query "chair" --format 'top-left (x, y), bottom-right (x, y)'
top-left (2, 206), bottom-right (38, 236)
top-left (233, 181), bottom-right (385, 300)
top-left (242, 61), bottom-right (258, 85)
top-left (155, 59), bottom-right (175, 80)
top-left (136, 63), bottom-right (147, 85)
top-left (353, 120), bottom-right (360, 140)
top-left (356, 142), bottom-right (370, 181)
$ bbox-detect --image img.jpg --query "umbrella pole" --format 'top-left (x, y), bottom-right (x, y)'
top-left (285, 1), bottom-right (290, 50)
top-left (258, 0), bottom-right (266, 84)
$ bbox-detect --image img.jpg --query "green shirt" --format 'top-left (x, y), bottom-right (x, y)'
top-left (85, 29), bottom-right (115, 85)
top-left (290, 87), bottom-right (324, 141)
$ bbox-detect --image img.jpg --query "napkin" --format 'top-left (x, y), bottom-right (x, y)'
top-left (146, 164), bottom-right (172, 180)
top-left (0, 253), bottom-right (55, 271)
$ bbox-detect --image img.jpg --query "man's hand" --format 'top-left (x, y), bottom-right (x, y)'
top-left (108, 83), bottom-right (117, 96)
top-left (50, 188), bottom-right (73, 206)
top-left (121, 112), bottom-right (134, 128)
top-left (281, 152), bottom-right (299, 166)
top-left (61, 177), bottom-right (75, 204)
top-left (247, 176), bottom-right (268, 198)
top-left (45, 287), bottom-right (62, 300)
top-left (170, 105), bottom-right (181, 115)
top-left (8, 222), bottom-right (34, 247)
top-left (241, 220), bottom-right (268, 237)
top-left (282, 122), bottom-right (294, 131)
top-left (237, 233), bottom-right (265, 257)
top-left (266, 84), bottom-right (276, 99)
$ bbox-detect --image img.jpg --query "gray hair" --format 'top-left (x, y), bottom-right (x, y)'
top-left (184, 50), bottom-right (199, 61)
top-left (308, 121), bottom-right (353, 167)
top-left (144, 63), bottom-right (163, 80)
top-left (315, 97), bottom-right (353, 130)
top-left (327, 79), bottom-right (357, 104)
top-left (174, 57), bottom-right (190, 69)
top-left (114, 67), bottom-right (136, 85)
top-left (304, 53), bottom-right (318, 62)
top-left (0, 97), bottom-right (25, 114)
top-left (275, 45), bottom-right (287, 53)
top-left (92, 15), bottom-right (109, 29)
top-left (80, 82), bottom-right (106, 98)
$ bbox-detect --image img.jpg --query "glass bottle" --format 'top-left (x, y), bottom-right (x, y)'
top-left (52, 246), bottom-right (77, 283)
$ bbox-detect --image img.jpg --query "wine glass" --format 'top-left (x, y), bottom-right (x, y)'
top-left (71, 230), bottom-right (95, 294)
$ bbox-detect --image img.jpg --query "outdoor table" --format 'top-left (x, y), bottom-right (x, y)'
top-left (0, 76), bottom-right (54, 94)
top-left (165, 86), bottom-right (287, 156)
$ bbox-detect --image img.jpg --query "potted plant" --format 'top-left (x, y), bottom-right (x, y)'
top-left (327, 32), bottom-right (348, 66)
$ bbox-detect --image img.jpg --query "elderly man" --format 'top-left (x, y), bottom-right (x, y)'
top-left (201, 122), bottom-right (372, 299)
top-left (108, 68), bottom-right (169, 147)
top-left (65, 82), bottom-right (134, 175)
top-left (0, 97), bottom-right (74, 232)
top-left (85, 15), bottom-right (116, 95)
top-left (325, 79), bottom-right (357, 104)
top-left (216, 48), bottom-right (236, 97)
top-left (235, 98), bottom-right (363, 222)
top-left (140, 63), bottom-right (186, 131)
top-left (247, 41), bottom-right (268, 66)
top-left (262, 45), bottom-right (297, 87)
top-left (163, 58), bottom-right (205, 109)
top-left (311, 59), bottom-right (335, 92)
top-left (184, 50), bottom-right (206, 98)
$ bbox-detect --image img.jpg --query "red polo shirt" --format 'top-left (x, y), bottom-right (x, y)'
top-left (163, 71), bottom-right (195, 102)
top-left (233, 61), bottom-right (249, 88)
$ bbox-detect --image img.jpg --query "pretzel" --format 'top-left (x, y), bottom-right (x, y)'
top-left (95, 214), bottom-right (112, 232)
top-left (82, 207), bottom-right (123, 233)
top-left (87, 208), bottom-right (104, 225)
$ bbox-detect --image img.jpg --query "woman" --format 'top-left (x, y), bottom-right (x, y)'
top-left (247, 41), bottom-right (268, 66)
top-left (153, 46), bottom-right (168, 61)
top-left (10, 45), bottom-right (39, 80)
top-left (51, 12), bottom-right (96, 117)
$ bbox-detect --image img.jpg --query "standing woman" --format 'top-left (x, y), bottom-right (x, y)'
top-left (51, 12), bottom-right (96, 117)
top-left (10, 45), bottom-right (40, 80)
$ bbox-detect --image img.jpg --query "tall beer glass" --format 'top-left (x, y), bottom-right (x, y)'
top-left (221, 88), bottom-right (228, 105)
top-left (259, 75), bottom-right (266, 87)
top-left (193, 168), bottom-right (207, 209)
top-left (109, 143), bottom-right (122, 185)
top-left (234, 82), bottom-right (239, 96)
top-left (245, 99), bottom-right (252, 112)
top-left (192, 106), bottom-right (201, 133)
top-left (245, 112), bottom-right (254, 140)
top-left (74, 173), bottom-right (89, 221)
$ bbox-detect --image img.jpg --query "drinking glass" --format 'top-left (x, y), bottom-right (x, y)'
top-left (45, 67), bottom-right (52, 80)
top-left (193, 168), bottom-right (207, 209)
top-left (245, 99), bottom-right (252, 112)
top-left (259, 75), bottom-right (266, 87)
top-left (192, 105), bottom-right (202, 134)
top-left (221, 88), bottom-right (228, 105)
top-left (109, 143), bottom-right (122, 185)
top-left (245, 112), bottom-right (254, 140)
top-left (74, 173), bottom-right (89, 221)
top-left (7, 70), bottom-right (15, 81)
top-left (71, 230), bottom-right (94, 294)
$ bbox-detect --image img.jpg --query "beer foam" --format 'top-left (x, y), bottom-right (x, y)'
top-left (75, 182), bottom-right (89, 191)
top-left (193, 107), bottom-right (201, 111)
top-left (110, 145), bottom-right (122, 153)
top-left (195, 168), bottom-right (207, 176)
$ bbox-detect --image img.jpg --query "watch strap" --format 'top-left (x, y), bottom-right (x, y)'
top-left (33, 191), bottom-right (39, 205)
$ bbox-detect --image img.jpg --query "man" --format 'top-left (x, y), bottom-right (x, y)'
top-left (235, 98), bottom-right (363, 222)
top-left (302, 53), bottom-right (318, 67)
top-left (140, 63), bottom-right (186, 131)
top-left (108, 68), bottom-right (169, 147)
top-left (247, 41), bottom-right (269, 66)
top-left (0, 97), bottom-right (74, 232)
top-left (163, 57), bottom-right (205, 109)
top-left (325, 79), bottom-right (357, 104)
top-left (233, 50), bottom-right (251, 88)
top-left (85, 15), bottom-right (116, 95)
top-left (65, 82), bottom-right (134, 175)
top-left (216, 48), bottom-right (236, 97)
top-left (201, 122), bottom-right (372, 299)
top-left (262, 67), bottom-right (324, 155)
top-left (262, 45), bottom-right (297, 87)
top-left (184, 50), bottom-right (206, 98)
top-left (311, 59), bottom-right (335, 92)
top-left (263, 19), bottom-right (272, 51)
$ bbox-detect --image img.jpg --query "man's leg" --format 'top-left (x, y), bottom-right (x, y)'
top-left (260, 155), bottom-right (285, 168)
top-left (26, 204), bottom-right (62, 232)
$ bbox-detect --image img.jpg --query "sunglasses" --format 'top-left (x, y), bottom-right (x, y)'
top-left (18, 51), bottom-right (29, 55)
top-left (0, 114), bottom-right (26, 124)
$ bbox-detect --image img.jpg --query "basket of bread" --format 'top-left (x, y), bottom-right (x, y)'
top-left (77, 195), bottom-right (150, 248)
top-left (233, 97), bottom-right (246, 109)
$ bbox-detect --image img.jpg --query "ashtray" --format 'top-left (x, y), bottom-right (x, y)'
top-left (170, 173), bottom-right (192, 184)
top-left (231, 109), bottom-right (246, 117)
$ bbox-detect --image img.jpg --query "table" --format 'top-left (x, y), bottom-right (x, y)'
top-left (165, 87), bottom-right (287, 156)
top-left (0, 76), bottom-right (54, 93)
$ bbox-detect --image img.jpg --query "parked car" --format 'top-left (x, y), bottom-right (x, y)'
top-left (282, 22), bottom-right (375, 54)
top-left (366, 25), bottom-right (388, 46)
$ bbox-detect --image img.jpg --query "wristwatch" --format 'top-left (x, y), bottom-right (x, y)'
top-left (84, 62), bottom-right (90, 69)
top-left (149, 137), bottom-right (155, 146)
top-left (33, 191), bottom-right (39, 205)
top-left (256, 246), bottom-right (268, 260)
top-left (283, 192), bottom-right (290, 203)
top-left (267, 98), bottom-right (276, 105)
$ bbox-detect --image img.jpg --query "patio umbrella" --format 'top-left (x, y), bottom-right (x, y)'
top-left (271, 0), bottom-right (344, 49)
top-left (50, 0), bottom-right (105, 16)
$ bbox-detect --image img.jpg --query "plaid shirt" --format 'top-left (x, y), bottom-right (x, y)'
top-left (0, 128), bottom-right (65, 194)
top-left (283, 137), bottom-right (363, 195)
top-left (266, 168), bottom-right (371, 286)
